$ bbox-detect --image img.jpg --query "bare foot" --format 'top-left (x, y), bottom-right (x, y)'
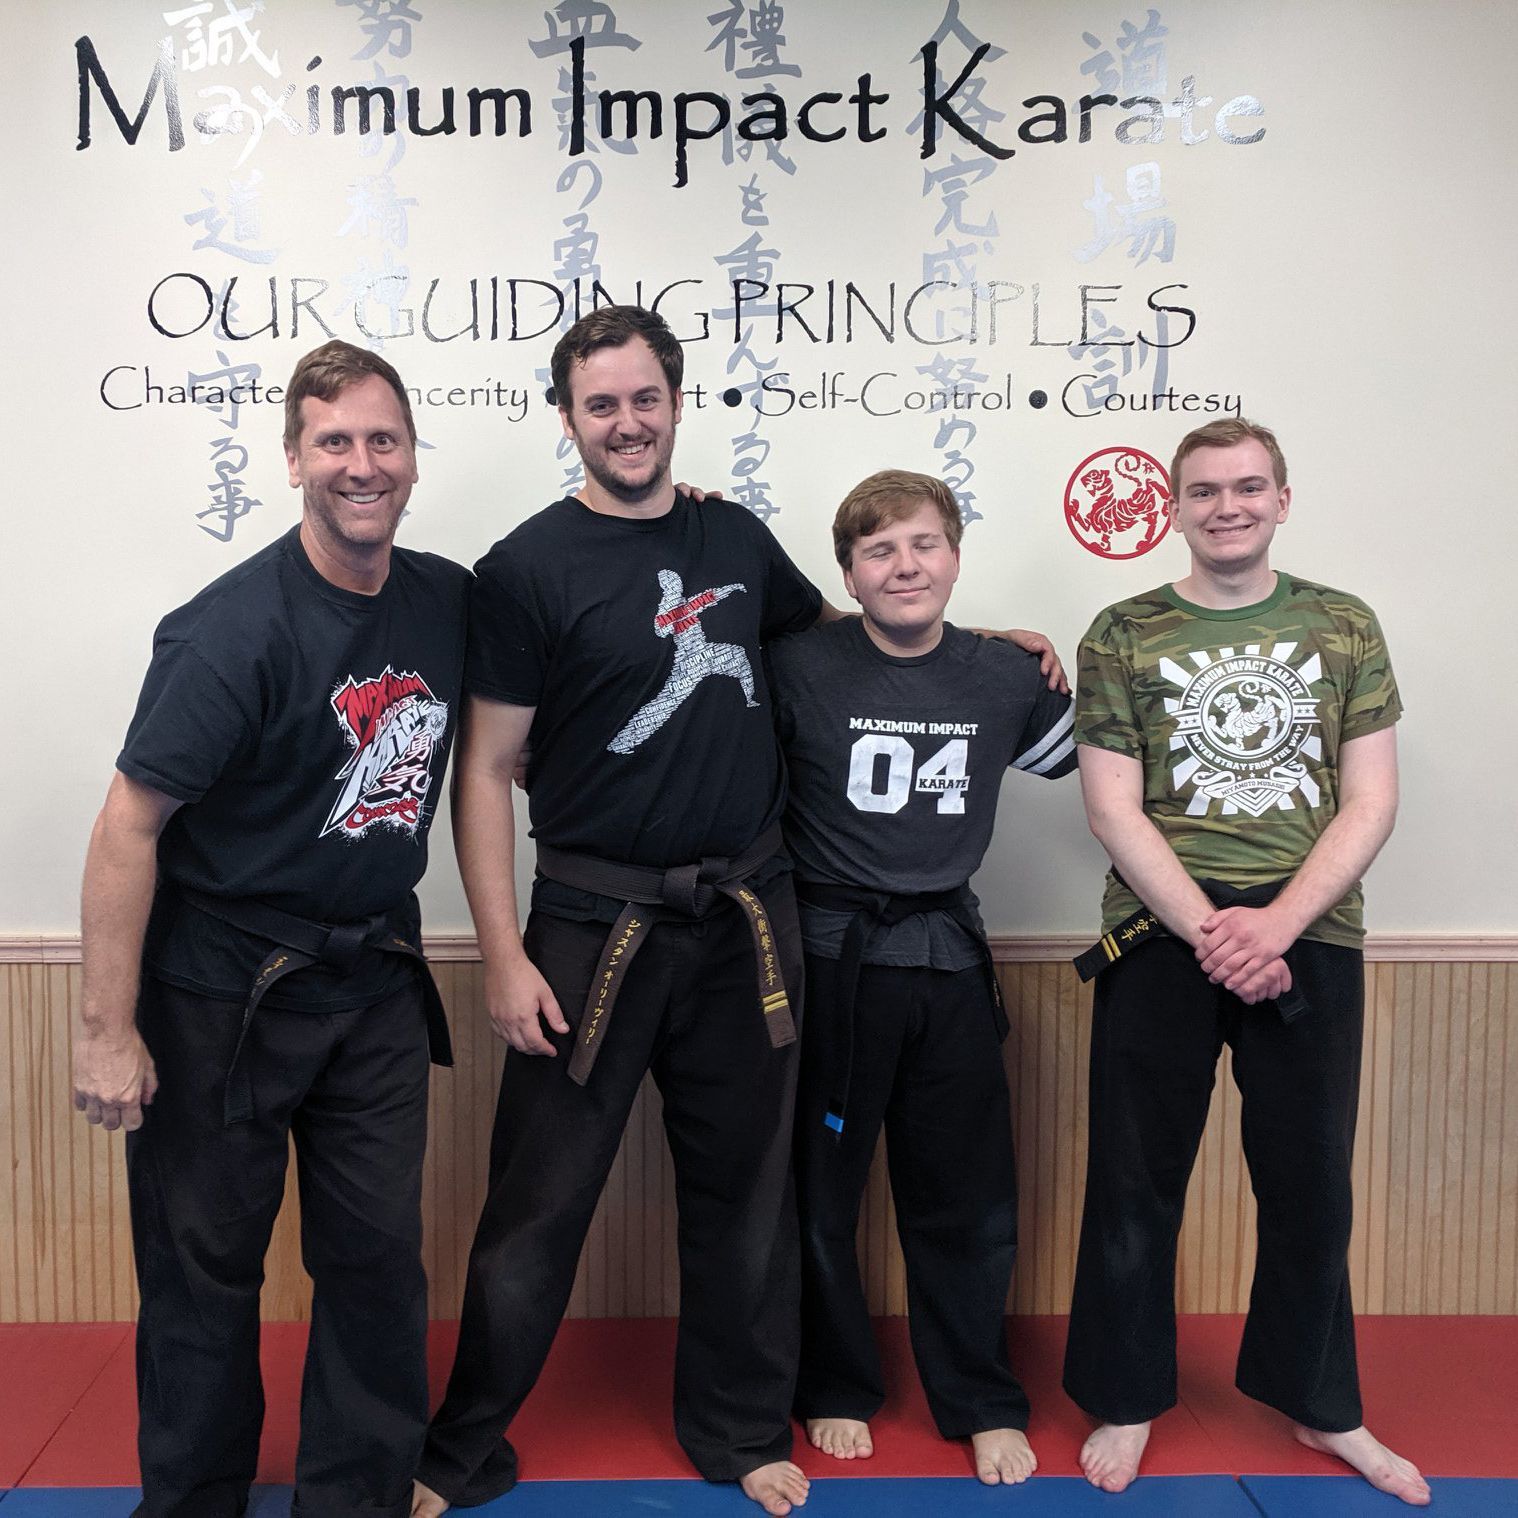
top-left (806, 1416), bottom-right (874, 1460)
top-left (1079, 1421), bottom-right (1150, 1493)
top-left (740, 1460), bottom-right (810, 1515)
top-left (1294, 1424), bottom-right (1431, 1506)
top-left (971, 1427), bottom-right (1038, 1485)
top-left (410, 1480), bottom-right (450, 1517)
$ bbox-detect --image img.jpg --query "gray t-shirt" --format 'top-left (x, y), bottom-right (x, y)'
top-left (769, 618), bottom-right (1076, 966)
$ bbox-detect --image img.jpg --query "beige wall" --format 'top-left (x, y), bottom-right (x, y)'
top-left (6, 950), bottom-right (1512, 1323)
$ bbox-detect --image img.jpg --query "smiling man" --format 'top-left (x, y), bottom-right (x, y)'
top-left (767, 470), bottom-right (1075, 1487)
top-left (74, 341), bottom-right (467, 1518)
top-left (1064, 419), bottom-right (1428, 1504)
top-left (412, 306), bottom-right (830, 1518)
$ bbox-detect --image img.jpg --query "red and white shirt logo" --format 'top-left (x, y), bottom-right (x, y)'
top-left (322, 666), bottom-right (450, 838)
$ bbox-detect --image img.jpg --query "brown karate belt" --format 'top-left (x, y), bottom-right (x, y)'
top-left (534, 825), bottom-right (796, 1086)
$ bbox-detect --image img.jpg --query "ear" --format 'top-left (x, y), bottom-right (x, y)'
top-left (284, 440), bottom-right (301, 490)
top-left (842, 563), bottom-right (860, 604)
top-left (1275, 484), bottom-right (1291, 522)
top-left (558, 405), bottom-right (574, 442)
top-left (671, 387), bottom-right (684, 425)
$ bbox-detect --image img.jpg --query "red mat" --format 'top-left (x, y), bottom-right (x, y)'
top-left (11, 1316), bottom-right (1517, 1486)
top-left (0, 1324), bottom-right (129, 1486)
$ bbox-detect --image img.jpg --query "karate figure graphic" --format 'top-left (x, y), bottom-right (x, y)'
top-left (608, 570), bottom-right (757, 754)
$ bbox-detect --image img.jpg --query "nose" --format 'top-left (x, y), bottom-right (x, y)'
top-left (346, 441), bottom-right (375, 478)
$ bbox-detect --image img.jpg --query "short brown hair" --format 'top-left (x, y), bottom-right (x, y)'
top-left (283, 340), bottom-right (415, 449)
top-left (551, 304), bottom-right (684, 408)
top-left (832, 469), bottom-right (963, 568)
top-left (1170, 418), bottom-right (1287, 493)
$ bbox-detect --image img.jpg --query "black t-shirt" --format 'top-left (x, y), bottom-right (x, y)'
top-left (467, 493), bottom-right (821, 913)
top-left (769, 618), bottom-right (1077, 966)
top-left (118, 527), bottom-right (470, 1008)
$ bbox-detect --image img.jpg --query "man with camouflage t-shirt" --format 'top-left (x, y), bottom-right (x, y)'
top-left (1063, 420), bottom-right (1429, 1506)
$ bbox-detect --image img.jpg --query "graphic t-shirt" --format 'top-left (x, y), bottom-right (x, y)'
top-left (118, 528), bottom-right (469, 1007)
top-left (467, 493), bottom-right (821, 911)
top-left (770, 618), bottom-right (1077, 966)
top-left (1074, 573), bottom-right (1402, 947)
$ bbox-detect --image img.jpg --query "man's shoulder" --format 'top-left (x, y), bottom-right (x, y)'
top-left (389, 543), bottom-right (471, 604)
top-left (472, 498), bottom-right (577, 576)
top-left (153, 529), bottom-right (296, 644)
top-left (944, 623), bottom-right (1040, 676)
top-left (1279, 573), bottom-right (1381, 626)
top-left (1080, 585), bottom-right (1176, 646)
top-left (767, 616), bottom-right (850, 681)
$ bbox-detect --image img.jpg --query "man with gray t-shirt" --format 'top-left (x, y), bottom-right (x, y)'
top-left (768, 470), bottom-right (1075, 1486)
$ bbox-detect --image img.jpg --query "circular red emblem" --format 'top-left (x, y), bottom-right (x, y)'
top-left (1065, 447), bottom-right (1172, 559)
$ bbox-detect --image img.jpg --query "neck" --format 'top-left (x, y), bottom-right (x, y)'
top-left (860, 614), bottom-right (945, 657)
top-left (577, 476), bottom-right (677, 520)
top-left (299, 521), bottom-right (390, 595)
top-left (1172, 562), bottom-right (1277, 611)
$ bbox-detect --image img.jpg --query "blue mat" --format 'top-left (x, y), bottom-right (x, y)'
top-left (10, 1479), bottom-right (1514, 1515)
top-left (1242, 1476), bottom-right (1518, 1516)
top-left (0, 1475), bottom-right (1262, 1515)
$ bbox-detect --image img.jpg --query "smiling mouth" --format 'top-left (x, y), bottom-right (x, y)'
top-left (339, 491), bottom-right (383, 504)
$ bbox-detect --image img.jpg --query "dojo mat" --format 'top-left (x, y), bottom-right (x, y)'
top-left (3, 1316), bottom-right (1513, 1514)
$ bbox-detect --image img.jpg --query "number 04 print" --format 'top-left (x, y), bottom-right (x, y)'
top-left (846, 735), bottom-right (970, 815)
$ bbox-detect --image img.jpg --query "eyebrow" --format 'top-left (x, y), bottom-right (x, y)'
top-left (1186, 474), bottom-right (1270, 490)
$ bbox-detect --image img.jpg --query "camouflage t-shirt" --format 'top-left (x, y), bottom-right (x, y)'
top-left (1075, 573), bottom-right (1401, 947)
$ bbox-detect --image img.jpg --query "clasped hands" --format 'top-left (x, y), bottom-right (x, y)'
top-left (1194, 903), bottom-right (1294, 1005)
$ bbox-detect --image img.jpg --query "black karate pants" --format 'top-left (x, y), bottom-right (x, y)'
top-left (793, 956), bottom-right (1029, 1439)
top-left (1063, 936), bottom-right (1365, 1432)
top-left (126, 976), bottom-right (433, 1518)
top-left (417, 880), bottom-right (804, 1507)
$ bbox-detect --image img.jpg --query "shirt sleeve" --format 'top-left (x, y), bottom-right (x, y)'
top-left (116, 638), bottom-right (257, 803)
top-left (464, 548), bottom-right (551, 706)
top-left (758, 521), bottom-right (823, 642)
top-left (1341, 608), bottom-right (1403, 741)
top-left (1011, 681), bottom-right (1077, 778)
top-left (1073, 618), bottom-right (1143, 757)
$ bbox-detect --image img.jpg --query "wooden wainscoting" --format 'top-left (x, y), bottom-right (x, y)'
top-left (2, 951), bottom-right (1514, 1323)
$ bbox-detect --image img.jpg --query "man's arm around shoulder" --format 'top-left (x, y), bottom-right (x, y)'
top-left (76, 773), bottom-right (183, 1131)
top-left (1196, 725), bottom-right (1398, 999)
top-left (452, 694), bottom-right (570, 1056)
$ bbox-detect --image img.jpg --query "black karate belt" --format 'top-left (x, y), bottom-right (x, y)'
top-left (534, 825), bottom-right (795, 1087)
top-left (794, 879), bottom-right (1005, 1139)
top-left (179, 888), bottom-right (454, 1126)
top-left (1072, 876), bottom-right (1310, 1023)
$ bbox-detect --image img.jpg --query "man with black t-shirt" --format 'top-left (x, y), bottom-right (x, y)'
top-left (411, 305), bottom-right (827, 1518)
top-left (769, 469), bottom-right (1075, 1487)
top-left (74, 341), bottom-right (467, 1518)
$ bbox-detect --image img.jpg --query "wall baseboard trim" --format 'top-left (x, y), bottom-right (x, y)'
top-left (5, 933), bottom-right (1516, 964)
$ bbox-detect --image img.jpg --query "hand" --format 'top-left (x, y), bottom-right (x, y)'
top-left (676, 482), bottom-right (724, 503)
top-left (1004, 629), bottom-right (1068, 693)
top-left (487, 955), bottom-right (570, 1055)
top-left (1196, 904), bottom-right (1294, 994)
top-left (1228, 955), bottom-right (1293, 1006)
top-left (513, 741), bottom-right (532, 792)
top-left (73, 1026), bottom-right (158, 1132)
